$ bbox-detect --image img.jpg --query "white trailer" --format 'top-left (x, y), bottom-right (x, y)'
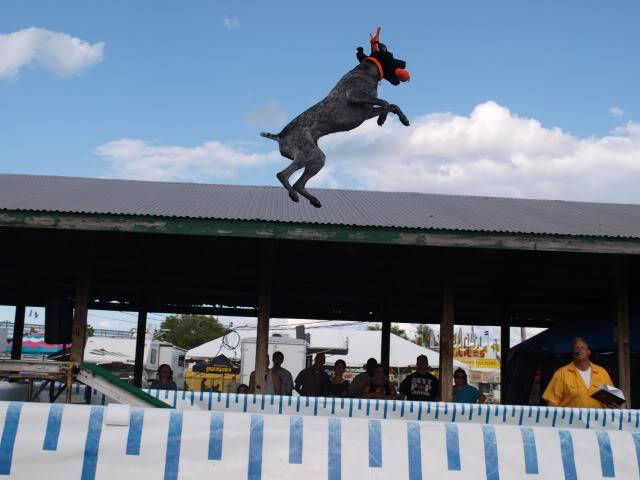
top-left (84, 336), bottom-right (186, 387)
top-left (240, 335), bottom-right (307, 386)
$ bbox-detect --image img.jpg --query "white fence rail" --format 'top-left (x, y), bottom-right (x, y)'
top-left (4, 383), bottom-right (639, 432)
top-left (144, 388), bottom-right (640, 432)
top-left (0, 401), bottom-right (639, 479)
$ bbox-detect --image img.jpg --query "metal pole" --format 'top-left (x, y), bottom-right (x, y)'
top-left (439, 283), bottom-right (455, 402)
top-left (381, 319), bottom-right (391, 367)
top-left (616, 257), bottom-right (632, 406)
top-left (133, 310), bottom-right (147, 387)
top-left (500, 325), bottom-right (510, 405)
top-left (10, 305), bottom-right (25, 360)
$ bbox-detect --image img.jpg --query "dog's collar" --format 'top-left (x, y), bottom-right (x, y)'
top-left (363, 56), bottom-right (383, 80)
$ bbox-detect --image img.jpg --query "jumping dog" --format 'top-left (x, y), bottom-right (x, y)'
top-left (261, 28), bottom-right (410, 208)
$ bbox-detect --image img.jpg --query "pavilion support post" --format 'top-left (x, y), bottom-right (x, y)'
top-left (133, 310), bottom-right (147, 387)
top-left (439, 283), bottom-right (455, 402)
top-left (70, 271), bottom-right (90, 364)
top-left (254, 240), bottom-right (274, 393)
top-left (616, 257), bottom-right (632, 406)
top-left (10, 305), bottom-right (25, 360)
top-left (381, 316), bottom-right (391, 368)
top-left (500, 325), bottom-right (510, 405)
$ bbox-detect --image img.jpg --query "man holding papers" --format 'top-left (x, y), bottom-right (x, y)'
top-left (543, 337), bottom-right (623, 408)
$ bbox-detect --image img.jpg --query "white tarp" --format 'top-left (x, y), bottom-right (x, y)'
top-left (188, 329), bottom-right (466, 370)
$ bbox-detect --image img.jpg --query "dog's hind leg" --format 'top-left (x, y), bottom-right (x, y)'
top-left (276, 161), bottom-right (304, 202)
top-left (292, 145), bottom-right (325, 208)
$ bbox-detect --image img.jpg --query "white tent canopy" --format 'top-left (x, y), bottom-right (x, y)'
top-left (187, 328), bottom-right (466, 370)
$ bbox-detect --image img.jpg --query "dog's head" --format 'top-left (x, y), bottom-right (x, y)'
top-left (373, 43), bottom-right (409, 85)
top-left (357, 27), bottom-right (410, 85)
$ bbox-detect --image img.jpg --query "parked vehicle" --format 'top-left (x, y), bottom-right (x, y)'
top-left (240, 335), bottom-right (307, 386)
top-left (83, 336), bottom-right (186, 387)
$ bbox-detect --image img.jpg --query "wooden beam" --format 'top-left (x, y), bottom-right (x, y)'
top-left (254, 240), bottom-right (275, 392)
top-left (500, 325), bottom-right (510, 405)
top-left (70, 271), bottom-right (90, 364)
top-left (4, 210), bottom-right (640, 255)
top-left (380, 317), bottom-right (391, 367)
top-left (133, 310), bottom-right (147, 387)
top-left (439, 283), bottom-right (455, 402)
top-left (616, 257), bottom-right (632, 406)
top-left (10, 305), bottom-right (25, 360)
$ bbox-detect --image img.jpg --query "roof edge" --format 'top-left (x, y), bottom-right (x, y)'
top-left (2, 172), bottom-right (640, 208)
top-left (2, 209), bottom-right (640, 255)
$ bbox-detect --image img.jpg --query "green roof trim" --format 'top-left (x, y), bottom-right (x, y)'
top-left (2, 209), bottom-right (640, 254)
top-left (80, 362), bottom-right (171, 408)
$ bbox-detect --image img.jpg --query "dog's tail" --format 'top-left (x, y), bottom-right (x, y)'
top-left (260, 132), bottom-right (279, 141)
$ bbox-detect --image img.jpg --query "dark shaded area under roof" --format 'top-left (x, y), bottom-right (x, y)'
top-left (2, 174), bottom-right (640, 239)
top-left (506, 319), bottom-right (640, 407)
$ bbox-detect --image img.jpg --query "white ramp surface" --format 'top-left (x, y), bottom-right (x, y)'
top-left (1, 401), bottom-right (639, 479)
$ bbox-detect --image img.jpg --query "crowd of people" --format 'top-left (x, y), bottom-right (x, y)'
top-left (243, 351), bottom-right (485, 404)
top-left (147, 337), bottom-right (623, 410)
top-left (148, 337), bottom-right (622, 409)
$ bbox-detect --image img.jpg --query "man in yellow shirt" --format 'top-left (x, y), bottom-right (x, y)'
top-left (542, 337), bottom-right (619, 408)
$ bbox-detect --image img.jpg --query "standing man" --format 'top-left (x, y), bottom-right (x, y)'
top-left (543, 337), bottom-right (619, 408)
top-left (399, 355), bottom-right (439, 402)
top-left (271, 351), bottom-right (294, 396)
top-left (248, 355), bottom-right (281, 395)
top-left (349, 358), bottom-right (378, 396)
top-left (294, 353), bottom-right (329, 397)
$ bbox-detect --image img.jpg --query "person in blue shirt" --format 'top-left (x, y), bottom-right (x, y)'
top-left (452, 368), bottom-right (485, 404)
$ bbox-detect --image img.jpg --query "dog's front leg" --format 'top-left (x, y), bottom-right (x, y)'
top-left (373, 102), bottom-right (410, 127)
top-left (387, 104), bottom-right (410, 126)
top-left (345, 89), bottom-right (389, 108)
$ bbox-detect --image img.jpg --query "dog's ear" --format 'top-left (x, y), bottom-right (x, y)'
top-left (369, 26), bottom-right (381, 53)
top-left (356, 47), bottom-right (367, 62)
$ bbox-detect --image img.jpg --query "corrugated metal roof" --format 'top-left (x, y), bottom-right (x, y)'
top-left (1, 173), bottom-right (640, 239)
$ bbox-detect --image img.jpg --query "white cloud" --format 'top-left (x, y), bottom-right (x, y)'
top-left (319, 101), bottom-right (640, 203)
top-left (98, 101), bottom-right (640, 202)
top-left (223, 17), bottom-right (240, 30)
top-left (0, 27), bottom-right (104, 79)
top-left (97, 138), bottom-right (281, 182)
top-left (246, 101), bottom-right (287, 127)
top-left (609, 106), bottom-right (624, 118)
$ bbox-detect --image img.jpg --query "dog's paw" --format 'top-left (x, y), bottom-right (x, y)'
top-left (289, 190), bottom-right (299, 202)
top-left (310, 197), bottom-right (322, 208)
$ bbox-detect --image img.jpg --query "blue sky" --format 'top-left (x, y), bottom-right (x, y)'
top-left (2, 1), bottom-right (639, 189)
top-left (1, 1), bottom-right (638, 339)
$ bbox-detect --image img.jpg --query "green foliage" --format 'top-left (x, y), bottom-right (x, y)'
top-left (158, 314), bottom-right (226, 350)
top-left (414, 324), bottom-right (435, 348)
top-left (86, 325), bottom-right (94, 337)
top-left (367, 323), bottom-right (409, 340)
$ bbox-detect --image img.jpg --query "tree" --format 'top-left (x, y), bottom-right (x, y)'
top-left (86, 325), bottom-right (95, 337)
top-left (367, 323), bottom-right (408, 340)
top-left (414, 324), bottom-right (435, 348)
top-left (158, 314), bottom-right (226, 350)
